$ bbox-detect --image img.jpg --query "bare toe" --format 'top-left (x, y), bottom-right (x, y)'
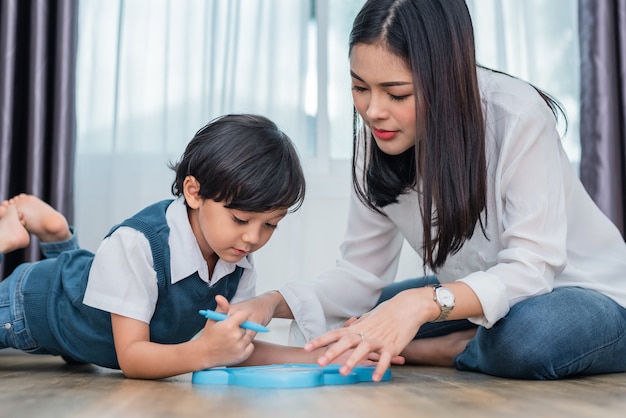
top-left (0, 204), bottom-right (30, 254)
top-left (10, 194), bottom-right (71, 242)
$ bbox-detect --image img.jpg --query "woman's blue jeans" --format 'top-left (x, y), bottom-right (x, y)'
top-left (378, 277), bottom-right (626, 380)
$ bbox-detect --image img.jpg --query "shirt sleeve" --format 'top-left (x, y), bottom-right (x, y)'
top-left (281, 179), bottom-right (405, 341)
top-left (83, 227), bottom-right (158, 324)
top-left (458, 95), bottom-right (568, 328)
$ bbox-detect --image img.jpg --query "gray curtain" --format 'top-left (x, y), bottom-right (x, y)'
top-left (0, 0), bottom-right (77, 277)
top-left (579, 0), bottom-right (626, 237)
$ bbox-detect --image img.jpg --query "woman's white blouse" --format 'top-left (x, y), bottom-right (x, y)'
top-left (281, 68), bottom-right (626, 343)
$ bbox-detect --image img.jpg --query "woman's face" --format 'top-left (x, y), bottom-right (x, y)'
top-left (350, 43), bottom-right (420, 155)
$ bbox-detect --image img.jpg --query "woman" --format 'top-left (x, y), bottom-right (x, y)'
top-left (235, 0), bottom-right (626, 381)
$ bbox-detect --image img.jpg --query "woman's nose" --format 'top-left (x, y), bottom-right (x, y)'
top-left (365, 93), bottom-right (387, 120)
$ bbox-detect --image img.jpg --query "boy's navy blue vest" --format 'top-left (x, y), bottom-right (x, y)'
top-left (22, 200), bottom-right (243, 369)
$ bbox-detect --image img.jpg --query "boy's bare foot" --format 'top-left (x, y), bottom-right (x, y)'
top-left (400, 328), bottom-right (477, 367)
top-left (0, 202), bottom-right (30, 254)
top-left (10, 194), bottom-right (72, 243)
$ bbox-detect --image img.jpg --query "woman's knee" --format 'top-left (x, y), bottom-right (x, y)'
top-left (467, 323), bottom-right (563, 379)
top-left (457, 287), bottom-right (626, 379)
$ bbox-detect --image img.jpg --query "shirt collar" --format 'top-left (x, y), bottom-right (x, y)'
top-left (167, 197), bottom-right (253, 285)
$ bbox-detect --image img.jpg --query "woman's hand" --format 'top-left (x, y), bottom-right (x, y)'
top-left (331, 347), bottom-right (406, 367)
top-left (304, 287), bottom-right (435, 382)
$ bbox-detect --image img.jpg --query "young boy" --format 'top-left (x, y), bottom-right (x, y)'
top-left (0, 114), bottom-right (310, 379)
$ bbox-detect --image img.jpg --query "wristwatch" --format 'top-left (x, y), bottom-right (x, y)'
top-left (431, 284), bottom-right (455, 322)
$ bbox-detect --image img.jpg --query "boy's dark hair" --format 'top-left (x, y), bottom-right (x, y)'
top-left (170, 114), bottom-right (305, 213)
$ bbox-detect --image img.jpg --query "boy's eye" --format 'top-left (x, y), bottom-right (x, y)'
top-left (265, 222), bottom-right (278, 229)
top-left (232, 216), bottom-right (247, 225)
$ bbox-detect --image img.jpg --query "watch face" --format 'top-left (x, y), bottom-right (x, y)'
top-left (437, 287), bottom-right (455, 307)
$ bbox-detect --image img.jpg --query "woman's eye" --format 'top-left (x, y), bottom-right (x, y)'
top-left (389, 94), bottom-right (410, 101)
top-left (352, 85), bottom-right (367, 93)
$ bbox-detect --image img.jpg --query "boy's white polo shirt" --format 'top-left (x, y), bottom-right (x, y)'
top-left (83, 197), bottom-right (256, 324)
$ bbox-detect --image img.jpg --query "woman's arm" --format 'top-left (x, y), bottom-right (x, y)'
top-left (230, 290), bottom-right (294, 327)
top-left (303, 282), bottom-right (482, 381)
top-left (279, 187), bottom-right (406, 342)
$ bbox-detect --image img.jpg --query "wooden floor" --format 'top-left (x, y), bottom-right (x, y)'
top-left (1, 349), bottom-right (625, 418)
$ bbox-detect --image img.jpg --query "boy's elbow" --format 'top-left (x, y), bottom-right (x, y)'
top-left (119, 365), bottom-right (158, 380)
top-left (117, 354), bottom-right (150, 379)
top-left (118, 361), bottom-right (142, 379)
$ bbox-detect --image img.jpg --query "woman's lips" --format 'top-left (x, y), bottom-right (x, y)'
top-left (372, 128), bottom-right (398, 140)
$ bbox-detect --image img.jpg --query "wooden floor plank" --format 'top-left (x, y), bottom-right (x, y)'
top-left (1, 351), bottom-right (625, 417)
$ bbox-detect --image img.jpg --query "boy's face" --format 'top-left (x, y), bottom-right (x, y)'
top-left (192, 199), bottom-right (287, 264)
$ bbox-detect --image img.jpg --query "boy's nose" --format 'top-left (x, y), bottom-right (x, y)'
top-left (242, 227), bottom-right (260, 244)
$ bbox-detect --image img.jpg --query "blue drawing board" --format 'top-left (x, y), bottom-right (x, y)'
top-left (192, 364), bottom-right (392, 388)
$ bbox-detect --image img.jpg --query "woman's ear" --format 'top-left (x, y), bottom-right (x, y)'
top-left (183, 176), bottom-right (202, 209)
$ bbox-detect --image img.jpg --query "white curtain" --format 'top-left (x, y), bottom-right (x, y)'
top-left (76, 0), bottom-right (310, 251)
top-left (466, 0), bottom-right (580, 164)
top-left (75, 1), bottom-right (579, 342)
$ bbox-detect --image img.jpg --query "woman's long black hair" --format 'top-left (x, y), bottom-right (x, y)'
top-left (350, 0), bottom-right (564, 271)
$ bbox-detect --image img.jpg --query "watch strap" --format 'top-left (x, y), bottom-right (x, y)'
top-left (431, 284), bottom-right (453, 322)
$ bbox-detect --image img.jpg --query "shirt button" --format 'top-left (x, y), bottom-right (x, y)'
top-left (4, 323), bottom-right (11, 329)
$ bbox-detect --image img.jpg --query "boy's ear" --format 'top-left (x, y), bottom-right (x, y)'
top-left (183, 176), bottom-right (202, 209)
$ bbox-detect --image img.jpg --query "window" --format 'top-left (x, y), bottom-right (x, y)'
top-left (75, 0), bottom-right (580, 298)
top-left (313, 0), bottom-right (580, 163)
top-left (467, 0), bottom-right (580, 166)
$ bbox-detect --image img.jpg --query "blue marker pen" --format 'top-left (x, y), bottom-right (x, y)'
top-left (199, 309), bottom-right (270, 333)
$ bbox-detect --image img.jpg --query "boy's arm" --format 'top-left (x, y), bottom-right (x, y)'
top-left (237, 340), bottom-right (319, 366)
top-left (237, 340), bottom-right (406, 367)
top-left (111, 312), bottom-right (254, 379)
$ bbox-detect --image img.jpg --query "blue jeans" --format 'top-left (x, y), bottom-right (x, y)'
top-left (0, 233), bottom-right (79, 351)
top-left (378, 277), bottom-right (626, 380)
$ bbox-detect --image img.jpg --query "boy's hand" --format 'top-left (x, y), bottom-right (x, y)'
top-left (197, 295), bottom-right (254, 367)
